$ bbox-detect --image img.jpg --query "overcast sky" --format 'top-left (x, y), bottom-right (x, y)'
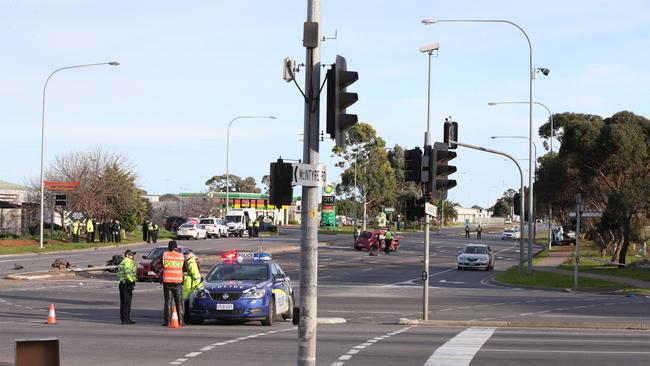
top-left (1, 0), bottom-right (648, 208)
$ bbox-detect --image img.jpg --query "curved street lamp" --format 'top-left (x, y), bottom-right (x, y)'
top-left (39, 62), bottom-right (120, 249)
top-left (423, 18), bottom-right (535, 274)
top-left (225, 115), bottom-right (277, 216)
top-left (488, 100), bottom-right (554, 153)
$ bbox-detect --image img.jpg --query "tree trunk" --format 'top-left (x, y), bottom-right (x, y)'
top-left (617, 217), bottom-right (631, 268)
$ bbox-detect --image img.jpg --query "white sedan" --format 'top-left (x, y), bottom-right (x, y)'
top-left (501, 228), bottom-right (521, 240)
top-left (176, 223), bottom-right (207, 240)
top-left (457, 243), bottom-right (495, 271)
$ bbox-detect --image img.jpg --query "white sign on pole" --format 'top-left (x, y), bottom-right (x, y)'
top-left (569, 211), bottom-right (603, 218)
top-left (292, 163), bottom-right (327, 187)
top-left (424, 202), bottom-right (437, 217)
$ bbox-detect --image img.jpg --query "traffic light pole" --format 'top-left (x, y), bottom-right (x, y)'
top-left (297, 0), bottom-right (321, 364)
top-left (449, 140), bottom-right (527, 274)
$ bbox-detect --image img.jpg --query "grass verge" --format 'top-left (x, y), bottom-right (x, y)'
top-left (495, 266), bottom-right (625, 288)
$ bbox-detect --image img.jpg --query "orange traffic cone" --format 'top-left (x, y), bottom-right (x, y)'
top-left (169, 305), bottom-right (181, 328)
top-left (47, 304), bottom-right (57, 324)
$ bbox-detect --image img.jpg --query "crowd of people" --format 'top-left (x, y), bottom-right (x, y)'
top-left (69, 218), bottom-right (122, 243)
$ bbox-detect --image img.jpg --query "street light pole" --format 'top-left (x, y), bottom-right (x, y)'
top-left (423, 18), bottom-right (535, 275)
top-left (225, 115), bottom-right (276, 217)
top-left (419, 41), bottom-right (439, 321)
top-left (489, 100), bottom-right (555, 251)
top-left (39, 61), bottom-right (119, 250)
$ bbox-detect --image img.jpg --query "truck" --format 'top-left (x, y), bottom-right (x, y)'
top-left (225, 209), bottom-right (257, 237)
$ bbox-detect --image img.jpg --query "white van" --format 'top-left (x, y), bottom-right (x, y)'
top-left (199, 217), bottom-right (228, 238)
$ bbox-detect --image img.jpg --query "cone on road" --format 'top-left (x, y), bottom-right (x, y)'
top-left (47, 304), bottom-right (57, 324)
top-left (169, 305), bottom-right (181, 328)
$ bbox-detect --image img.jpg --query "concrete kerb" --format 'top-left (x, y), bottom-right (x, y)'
top-left (397, 318), bottom-right (649, 331)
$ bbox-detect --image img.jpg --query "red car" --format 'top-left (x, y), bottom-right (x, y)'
top-left (136, 245), bottom-right (199, 281)
top-left (354, 230), bottom-right (399, 251)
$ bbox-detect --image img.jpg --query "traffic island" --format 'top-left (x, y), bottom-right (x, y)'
top-left (397, 318), bottom-right (649, 330)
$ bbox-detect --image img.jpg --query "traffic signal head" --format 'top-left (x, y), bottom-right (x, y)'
top-left (443, 120), bottom-right (458, 149)
top-left (513, 193), bottom-right (521, 216)
top-left (269, 159), bottom-right (293, 208)
top-left (432, 142), bottom-right (458, 200)
top-left (326, 55), bottom-right (359, 148)
top-left (404, 147), bottom-right (423, 183)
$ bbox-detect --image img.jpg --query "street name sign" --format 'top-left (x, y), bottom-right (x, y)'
top-left (292, 163), bottom-right (327, 187)
top-left (569, 211), bottom-right (603, 218)
top-left (424, 202), bottom-right (437, 217)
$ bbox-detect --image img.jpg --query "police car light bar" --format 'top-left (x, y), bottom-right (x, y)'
top-left (220, 251), bottom-right (272, 263)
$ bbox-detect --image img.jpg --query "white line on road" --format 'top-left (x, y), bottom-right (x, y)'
top-left (329, 325), bottom-right (415, 366)
top-left (424, 327), bottom-right (495, 366)
top-left (169, 326), bottom-right (295, 365)
top-left (482, 348), bottom-right (650, 355)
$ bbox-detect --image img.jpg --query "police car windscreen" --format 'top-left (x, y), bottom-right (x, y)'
top-left (207, 264), bottom-right (268, 281)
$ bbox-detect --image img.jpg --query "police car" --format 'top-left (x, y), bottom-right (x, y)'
top-left (187, 251), bottom-right (293, 326)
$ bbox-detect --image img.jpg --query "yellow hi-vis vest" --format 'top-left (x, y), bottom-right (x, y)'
top-left (162, 251), bottom-right (184, 283)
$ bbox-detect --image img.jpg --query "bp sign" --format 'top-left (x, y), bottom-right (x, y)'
top-left (323, 183), bottom-right (335, 195)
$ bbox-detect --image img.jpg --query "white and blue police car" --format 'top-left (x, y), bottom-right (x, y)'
top-left (187, 251), bottom-right (293, 326)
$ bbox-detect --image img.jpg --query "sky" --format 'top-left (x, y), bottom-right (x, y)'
top-left (1, 0), bottom-right (649, 209)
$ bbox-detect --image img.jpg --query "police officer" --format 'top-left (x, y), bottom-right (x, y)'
top-left (150, 222), bottom-right (159, 243)
top-left (354, 226), bottom-right (361, 243)
top-left (147, 221), bottom-right (154, 243)
top-left (384, 228), bottom-right (393, 254)
top-left (465, 225), bottom-right (471, 239)
top-left (142, 219), bottom-right (149, 243)
top-left (113, 219), bottom-right (122, 243)
top-left (85, 218), bottom-right (94, 243)
top-left (152, 241), bottom-right (184, 326)
top-left (253, 220), bottom-right (260, 237)
top-left (117, 249), bottom-right (137, 324)
top-left (476, 224), bottom-right (482, 239)
top-left (182, 250), bottom-right (203, 323)
top-left (72, 220), bottom-right (80, 243)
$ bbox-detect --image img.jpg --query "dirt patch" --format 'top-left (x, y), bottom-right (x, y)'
top-left (0, 239), bottom-right (67, 247)
top-left (0, 240), bottom-right (35, 247)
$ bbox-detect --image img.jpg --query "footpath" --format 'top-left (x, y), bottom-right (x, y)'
top-left (535, 247), bottom-right (650, 289)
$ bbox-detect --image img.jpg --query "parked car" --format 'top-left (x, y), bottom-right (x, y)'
top-left (176, 223), bottom-right (207, 240)
top-left (199, 217), bottom-right (228, 238)
top-left (136, 245), bottom-right (200, 281)
top-left (354, 230), bottom-right (400, 251)
top-left (501, 228), bottom-right (520, 240)
top-left (457, 243), bottom-right (495, 271)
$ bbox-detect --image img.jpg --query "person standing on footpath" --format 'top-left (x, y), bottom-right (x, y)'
top-left (103, 219), bottom-right (112, 243)
top-left (142, 219), bottom-right (149, 243)
top-left (150, 221), bottom-right (159, 243)
top-left (71, 220), bottom-right (80, 243)
top-left (253, 219), bottom-right (260, 237)
top-left (152, 241), bottom-right (185, 326)
top-left (113, 219), bottom-right (122, 243)
top-left (117, 249), bottom-right (137, 324)
top-left (476, 224), bottom-right (482, 239)
top-left (85, 218), bottom-right (94, 243)
top-left (384, 228), bottom-right (393, 254)
top-left (353, 226), bottom-right (361, 243)
top-left (465, 224), bottom-right (471, 239)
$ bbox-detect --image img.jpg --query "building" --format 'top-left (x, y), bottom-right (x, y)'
top-left (0, 180), bottom-right (28, 236)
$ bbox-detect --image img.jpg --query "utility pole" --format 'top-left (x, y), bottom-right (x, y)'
top-left (297, 0), bottom-right (320, 364)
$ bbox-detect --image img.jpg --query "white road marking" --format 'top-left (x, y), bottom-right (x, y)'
top-left (483, 349), bottom-right (650, 355)
top-left (424, 327), bottom-right (495, 366)
top-left (169, 326), bottom-right (295, 365)
top-left (329, 326), bottom-right (414, 366)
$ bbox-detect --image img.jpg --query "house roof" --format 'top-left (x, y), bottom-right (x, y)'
top-left (0, 180), bottom-right (27, 190)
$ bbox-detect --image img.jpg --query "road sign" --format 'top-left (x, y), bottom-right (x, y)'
top-left (569, 211), bottom-right (603, 218)
top-left (424, 202), bottom-right (437, 217)
top-left (384, 207), bottom-right (395, 213)
top-left (292, 163), bottom-right (327, 187)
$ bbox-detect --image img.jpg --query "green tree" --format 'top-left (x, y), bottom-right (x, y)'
top-left (205, 174), bottom-right (261, 193)
top-left (333, 123), bottom-right (397, 224)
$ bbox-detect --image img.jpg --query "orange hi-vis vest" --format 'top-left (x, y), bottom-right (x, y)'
top-left (162, 251), bottom-right (185, 283)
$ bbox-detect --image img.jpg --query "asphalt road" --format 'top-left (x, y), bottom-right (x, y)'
top-left (1, 226), bottom-right (648, 365)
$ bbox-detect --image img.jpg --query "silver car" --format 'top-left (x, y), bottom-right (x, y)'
top-left (176, 223), bottom-right (207, 240)
top-left (457, 243), bottom-right (495, 271)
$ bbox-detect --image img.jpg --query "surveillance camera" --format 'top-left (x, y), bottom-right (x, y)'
top-left (419, 42), bottom-right (440, 53)
top-left (538, 67), bottom-right (550, 76)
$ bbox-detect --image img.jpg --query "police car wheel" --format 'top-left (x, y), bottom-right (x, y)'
top-left (282, 293), bottom-right (294, 321)
top-left (262, 297), bottom-right (275, 326)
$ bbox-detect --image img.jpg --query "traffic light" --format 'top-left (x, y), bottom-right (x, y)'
top-left (405, 198), bottom-right (424, 221)
top-left (326, 55), bottom-right (359, 148)
top-left (431, 142), bottom-right (458, 200)
top-left (513, 188), bottom-right (531, 221)
top-left (269, 159), bottom-right (293, 208)
top-left (403, 147), bottom-right (423, 183)
top-left (443, 120), bottom-right (458, 149)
